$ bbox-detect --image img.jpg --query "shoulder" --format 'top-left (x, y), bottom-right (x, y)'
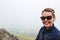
top-left (52, 27), bottom-right (60, 40)
top-left (37, 26), bottom-right (44, 35)
top-left (52, 26), bottom-right (60, 34)
top-left (35, 26), bottom-right (44, 40)
top-left (39, 26), bottom-right (44, 32)
top-left (53, 34), bottom-right (60, 40)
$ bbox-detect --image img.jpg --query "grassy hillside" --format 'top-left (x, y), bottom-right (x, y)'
top-left (16, 34), bottom-right (35, 40)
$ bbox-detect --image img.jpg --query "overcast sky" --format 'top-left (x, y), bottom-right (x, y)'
top-left (0, 0), bottom-right (60, 34)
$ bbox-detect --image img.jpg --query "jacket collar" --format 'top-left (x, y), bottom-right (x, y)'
top-left (43, 24), bottom-right (55, 32)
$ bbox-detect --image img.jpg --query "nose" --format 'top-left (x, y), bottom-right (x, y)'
top-left (45, 18), bottom-right (48, 21)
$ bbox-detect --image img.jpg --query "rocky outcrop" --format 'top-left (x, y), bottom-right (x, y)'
top-left (0, 29), bottom-right (19, 40)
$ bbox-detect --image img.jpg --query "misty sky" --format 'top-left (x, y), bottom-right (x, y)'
top-left (0, 0), bottom-right (60, 34)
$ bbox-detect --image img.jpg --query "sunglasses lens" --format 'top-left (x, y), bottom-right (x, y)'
top-left (41, 17), bottom-right (45, 20)
top-left (47, 16), bottom-right (52, 20)
top-left (40, 16), bottom-right (52, 20)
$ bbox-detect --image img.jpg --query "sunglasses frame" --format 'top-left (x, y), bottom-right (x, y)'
top-left (40, 16), bottom-right (52, 20)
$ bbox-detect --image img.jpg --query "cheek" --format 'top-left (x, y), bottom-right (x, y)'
top-left (48, 19), bottom-right (54, 24)
top-left (51, 18), bottom-right (55, 22)
top-left (42, 20), bottom-right (54, 24)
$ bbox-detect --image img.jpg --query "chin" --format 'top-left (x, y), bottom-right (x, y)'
top-left (44, 24), bottom-right (50, 28)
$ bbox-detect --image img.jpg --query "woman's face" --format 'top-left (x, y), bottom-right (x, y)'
top-left (40, 12), bottom-right (55, 28)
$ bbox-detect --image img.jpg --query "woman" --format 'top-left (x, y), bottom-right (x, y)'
top-left (36, 8), bottom-right (60, 40)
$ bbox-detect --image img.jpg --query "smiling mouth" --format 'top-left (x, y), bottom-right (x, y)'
top-left (43, 21), bottom-right (51, 25)
top-left (44, 22), bottom-right (48, 25)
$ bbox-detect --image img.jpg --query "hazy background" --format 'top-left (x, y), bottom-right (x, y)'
top-left (0, 0), bottom-right (60, 36)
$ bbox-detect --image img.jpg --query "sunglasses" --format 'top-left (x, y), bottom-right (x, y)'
top-left (40, 16), bottom-right (52, 20)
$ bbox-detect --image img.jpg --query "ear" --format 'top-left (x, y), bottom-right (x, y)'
top-left (53, 17), bottom-right (56, 22)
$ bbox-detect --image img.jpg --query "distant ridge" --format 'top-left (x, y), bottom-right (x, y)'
top-left (0, 28), bottom-right (19, 40)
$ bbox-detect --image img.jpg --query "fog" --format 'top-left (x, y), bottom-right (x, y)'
top-left (0, 0), bottom-right (60, 35)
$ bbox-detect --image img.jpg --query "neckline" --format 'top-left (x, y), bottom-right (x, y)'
top-left (43, 24), bottom-right (55, 31)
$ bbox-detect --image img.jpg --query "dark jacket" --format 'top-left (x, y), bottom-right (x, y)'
top-left (36, 24), bottom-right (60, 40)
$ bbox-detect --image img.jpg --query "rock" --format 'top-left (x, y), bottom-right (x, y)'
top-left (0, 29), bottom-right (19, 40)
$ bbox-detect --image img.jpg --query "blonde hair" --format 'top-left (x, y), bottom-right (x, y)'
top-left (42, 8), bottom-right (55, 18)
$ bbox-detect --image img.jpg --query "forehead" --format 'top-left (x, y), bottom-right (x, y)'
top-left (42, 12), bottom-right (52, 16)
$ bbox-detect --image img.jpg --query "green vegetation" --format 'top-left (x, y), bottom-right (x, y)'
top-left (16, 34), bottom-right (35, 40)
